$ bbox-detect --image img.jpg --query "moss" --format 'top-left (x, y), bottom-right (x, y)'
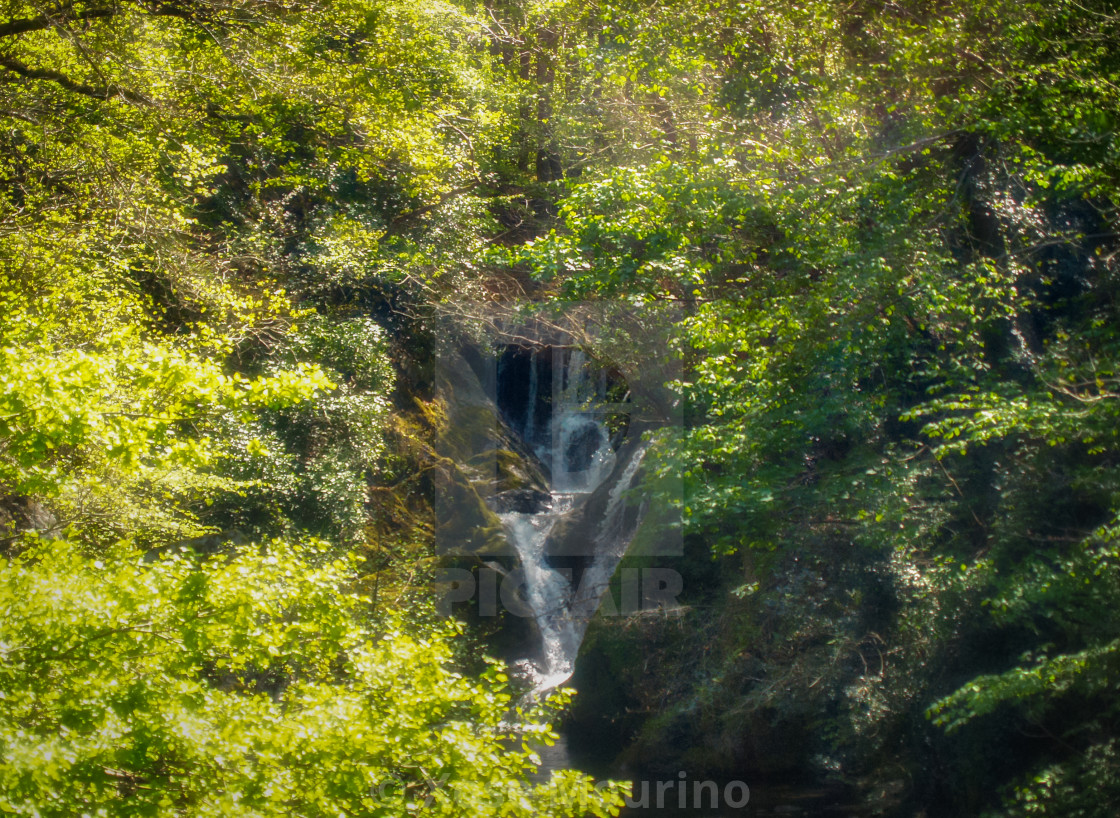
top-left (465, 447), bottom-right (547, 495)
top-left (440, 403), bottom-right (502, 464)
top-left (434, 462), bottom-right (510, 556)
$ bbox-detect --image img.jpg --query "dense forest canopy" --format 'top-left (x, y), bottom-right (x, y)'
top-left (1, 0), bottom-right (1118, 815)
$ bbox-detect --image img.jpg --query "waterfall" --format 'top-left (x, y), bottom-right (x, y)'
top-left (498, 495), bottom-right (579, 691)
top-left (551, 348), bottom-right (617, 492)
top-left (566, 441), bottom-right (649, 644)
top-left (498, 445), bottom-right (648, 693)
top-left (496, 347), bottom-right (648, 692)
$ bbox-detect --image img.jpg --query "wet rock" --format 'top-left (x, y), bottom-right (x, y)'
top-left (434, 462), bottom-right (511, 556)
top-left (487, 488), bottom-right (552, 515)
top-left (564, 422), bottom-right (606, 472)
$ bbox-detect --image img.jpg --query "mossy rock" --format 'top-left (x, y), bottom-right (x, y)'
top-left (466, 447), bottom-right (547, 495)
top-left (434, 462), bottom-right (511, 556)
top-left (440, 403), bottom-right (504, 465)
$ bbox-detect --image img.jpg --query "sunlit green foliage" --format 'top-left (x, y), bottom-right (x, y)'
top-left (3, 0), bottom-right (1120, 812)
top-left (0, 535), bottom-right (626, 816)
top-left (0, 0), bottom-right (628, 814)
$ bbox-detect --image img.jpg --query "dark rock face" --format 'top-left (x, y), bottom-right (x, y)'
top-left (487, 488), bottom-right (552, 515)
top-left (496, 344), bottom-right (555, 447)
top-left (435, 345), bottom-right (547, 558)
top-left (564, 423), bottom-right (604, 473)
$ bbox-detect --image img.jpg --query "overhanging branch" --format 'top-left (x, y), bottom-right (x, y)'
top-left (0, 7), bottom-right (116, 38)
top-left (0, 54), bottom-right (151, 105)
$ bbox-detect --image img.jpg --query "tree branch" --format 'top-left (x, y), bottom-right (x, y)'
top-left (0, 54), bottom-right (151, 105)
top-left (387, 181), bottom-right (481, 231)
top-left (0, 7), bottom-right (116, 39)
top-left (0, 1), bottom-right (252, 40)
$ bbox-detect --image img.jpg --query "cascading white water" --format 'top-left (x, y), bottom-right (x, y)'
top-left (499, 495), bottom-right (579, 691)
top-left (497, 347), bottom-right (647, 692)
top-left (566, 441), bottom-right (649, 643)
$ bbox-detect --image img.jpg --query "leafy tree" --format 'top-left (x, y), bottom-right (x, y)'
top-left (0, 0), bottom-right (629, 814)
top-left (0, 535), bottom-right (626, 816)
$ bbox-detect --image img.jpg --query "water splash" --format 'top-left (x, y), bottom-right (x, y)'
top-left (499, 442), bottom-right (649, 693)
top-left (495, 344), bottom-right (649, 694)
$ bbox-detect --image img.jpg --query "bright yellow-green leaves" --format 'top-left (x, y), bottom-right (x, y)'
top-left (0, 3), bottom-right (630, 814)
top-left (0, 536), bottom-right (627, 817)
top-left (7, 0), bottom-right (1118, 812)
top-left (0, 340), bottom-right (334, 497)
